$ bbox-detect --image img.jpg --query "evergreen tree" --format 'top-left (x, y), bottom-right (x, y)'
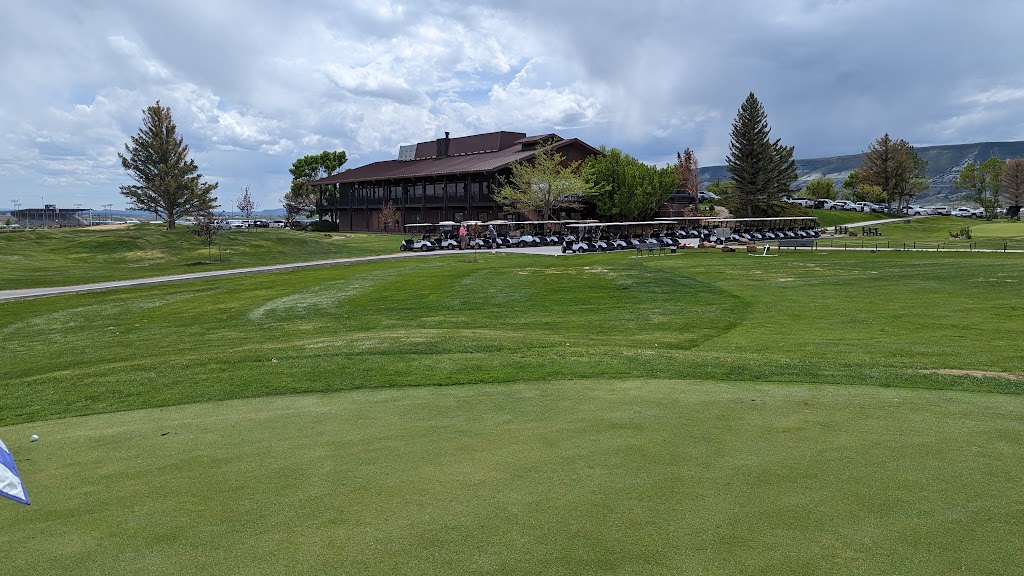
top-left (725, 92), bottom-right (796, 217)
top-left (118, 101), bottom-right (219, 229)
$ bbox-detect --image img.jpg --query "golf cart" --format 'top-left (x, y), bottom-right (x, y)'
top-left (435, 221), bottom-right (460, 249)
top-left (399, 223), bottom-right (437, 251)
top-left (562, 222), bottom-right (603, 253)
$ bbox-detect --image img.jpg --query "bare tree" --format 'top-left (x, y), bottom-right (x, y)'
top-left (236, 185), bottom-right (259, 229)
top-left (379, 201), bottom-right (400, 234)
top-left (1002, 158), bottom-right (1024, 211)
top-left (676, 148), bottom-right (700, 201)
top-left (191, 213), bottom-right (222, 263)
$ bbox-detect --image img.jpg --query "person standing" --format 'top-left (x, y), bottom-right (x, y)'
top-left (488, 225), bottom-right (498, 248)
top-left (458, 223), bottom-right (468, 250)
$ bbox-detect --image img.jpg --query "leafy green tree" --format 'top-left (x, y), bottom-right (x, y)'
top-left (852, 184), bottom-right (886, 203)
top-left (706, 179), bottom-right (733, 199)
top-left (955, 157), bottom-right (1005, 219)
top-left (585, 148), bottom-right (676, 220)
top-left (841, 171), bottom-right (860, 200)
top-left (492, 141), bottom-right (591, 220)
top-left (804, 178), bottom-right (837, 199)
top-left (726, 92), bottom-right (797, 217)
top-left (118, 101), bottom-right (219, 230)
top-left (858, 134), bottom-right (927, 211)
top-left (289, 150), bottom-right (348, 220)
top-left (1001, 158), bottom-right (1024, 208)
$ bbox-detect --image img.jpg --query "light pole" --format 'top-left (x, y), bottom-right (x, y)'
top-left (41, 196), bottom-right (45, 227)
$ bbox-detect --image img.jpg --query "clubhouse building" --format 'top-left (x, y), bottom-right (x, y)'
top-left (311, 131), bottom-right (604, 232)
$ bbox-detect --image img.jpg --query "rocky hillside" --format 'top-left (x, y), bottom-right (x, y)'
top-left (699, 141), bottom-right (1024, 203)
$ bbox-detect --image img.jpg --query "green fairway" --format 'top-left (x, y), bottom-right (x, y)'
top-left (2, 250), bottom-right (1022, 425)
top-left (3, 248), bottom-right (1024, 573)
top-left (855, 217), bottom-right (1024, 251)
top-left (0, 225), bottom-right (397, 290)
top-left (3, 381), bottom-right (1023, 575)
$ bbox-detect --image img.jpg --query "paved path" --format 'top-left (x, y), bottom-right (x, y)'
top-left (0, 245), bottom-right (581, 302)
top-left (0, 250), bottom-right (460, 302)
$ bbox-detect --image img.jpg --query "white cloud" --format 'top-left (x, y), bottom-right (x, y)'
top-left (3, 0), bottom-right (1024, 210)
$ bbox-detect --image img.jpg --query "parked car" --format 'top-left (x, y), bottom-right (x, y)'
top-left (971, 208), bottom-right (988, 218)
top-left (853, 202), bottom-right (875, 213)
top-left (813, 199), bottom-right (835, 209)
top-left (831, 200), bottom-right (856, 211)
top-left (784, 197), bottom-right (814, 208)
top-left (870, 203), bottom-right (888, 213)
top-left (904, 205), bottom-right (930, 216)
top-left (929, 206), bottom-right (952, 216)
top-left (952, 207), bottom-right (974, 218)
top-left (698, 192), bottom-right (720, 202)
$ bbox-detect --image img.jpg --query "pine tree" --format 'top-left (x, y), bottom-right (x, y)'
top-left (725, 92), bottom-right (796, 217)
top-left (118, 101), bottom-right (219, 229)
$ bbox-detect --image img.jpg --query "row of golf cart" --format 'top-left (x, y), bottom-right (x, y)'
top-left (399, 217), bottom-right (821, 253)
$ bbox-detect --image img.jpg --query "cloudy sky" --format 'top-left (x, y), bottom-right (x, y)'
top-left (3, 0), bottom-right (1023, 212)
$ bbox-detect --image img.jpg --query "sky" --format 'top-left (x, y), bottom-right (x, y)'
top-left (3, 0), bottom-right (1024, 212)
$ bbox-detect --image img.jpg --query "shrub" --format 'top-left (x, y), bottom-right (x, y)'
top-left (950, 225), bottom-right (972, 240)
top-left (309, 220), bottom-right (338, 233)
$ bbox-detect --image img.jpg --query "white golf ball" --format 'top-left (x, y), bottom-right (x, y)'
top-left (30, 435), bottom-right (39, 442)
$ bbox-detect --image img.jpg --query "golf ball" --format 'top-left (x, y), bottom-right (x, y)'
top-left (30, 435), bottom-right (38, 442)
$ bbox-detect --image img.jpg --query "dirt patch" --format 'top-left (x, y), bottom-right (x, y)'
top-left (918, 369), bottom-right (1024, 381)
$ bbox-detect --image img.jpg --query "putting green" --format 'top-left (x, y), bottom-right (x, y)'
top-left (3, 380), bottom-right (1022, 575)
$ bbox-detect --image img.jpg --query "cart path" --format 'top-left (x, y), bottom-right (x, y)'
top-left (0, 249), bottom-right (468, 302)
top-left (0, 245), bottom-right (582, 302)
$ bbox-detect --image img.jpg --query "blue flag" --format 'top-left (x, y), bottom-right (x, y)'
top-left (0, 438), bottom-right (30, 505)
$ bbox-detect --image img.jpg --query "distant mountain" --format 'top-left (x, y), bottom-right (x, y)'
top-left (699, 141), bottom-right (1024, 203)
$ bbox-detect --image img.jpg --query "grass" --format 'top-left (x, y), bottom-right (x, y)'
top-left (3, 246), bottom-right (1024, 573)
top-left (2, 250), bottom-right (1023, 425)
top-left (0, 225), bottom-right (398, 289)
top-left (3, 381), bottom-right (1023, 575)
top-left (810, 208), bottom-right (882, 227)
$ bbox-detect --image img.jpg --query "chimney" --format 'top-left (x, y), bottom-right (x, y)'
top-left (436, 131), bottom-right (450, 158)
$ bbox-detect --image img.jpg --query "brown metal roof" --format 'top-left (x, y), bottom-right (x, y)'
top-left (412, 131), bottom-right (526, 159)
top-left (514, 133), bottom-right (560, 145)
top-left (314, 137), bottom-right (603, 185)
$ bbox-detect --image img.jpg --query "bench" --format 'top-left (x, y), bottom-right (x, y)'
top-left (861, 226), bottom-right (881, 236)
top-left (635, 242), bottom-right (665, 256)
top-left (834, 225), bottom-right (849, 235)
top-left (778, 238), bottom-right (816, 248)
